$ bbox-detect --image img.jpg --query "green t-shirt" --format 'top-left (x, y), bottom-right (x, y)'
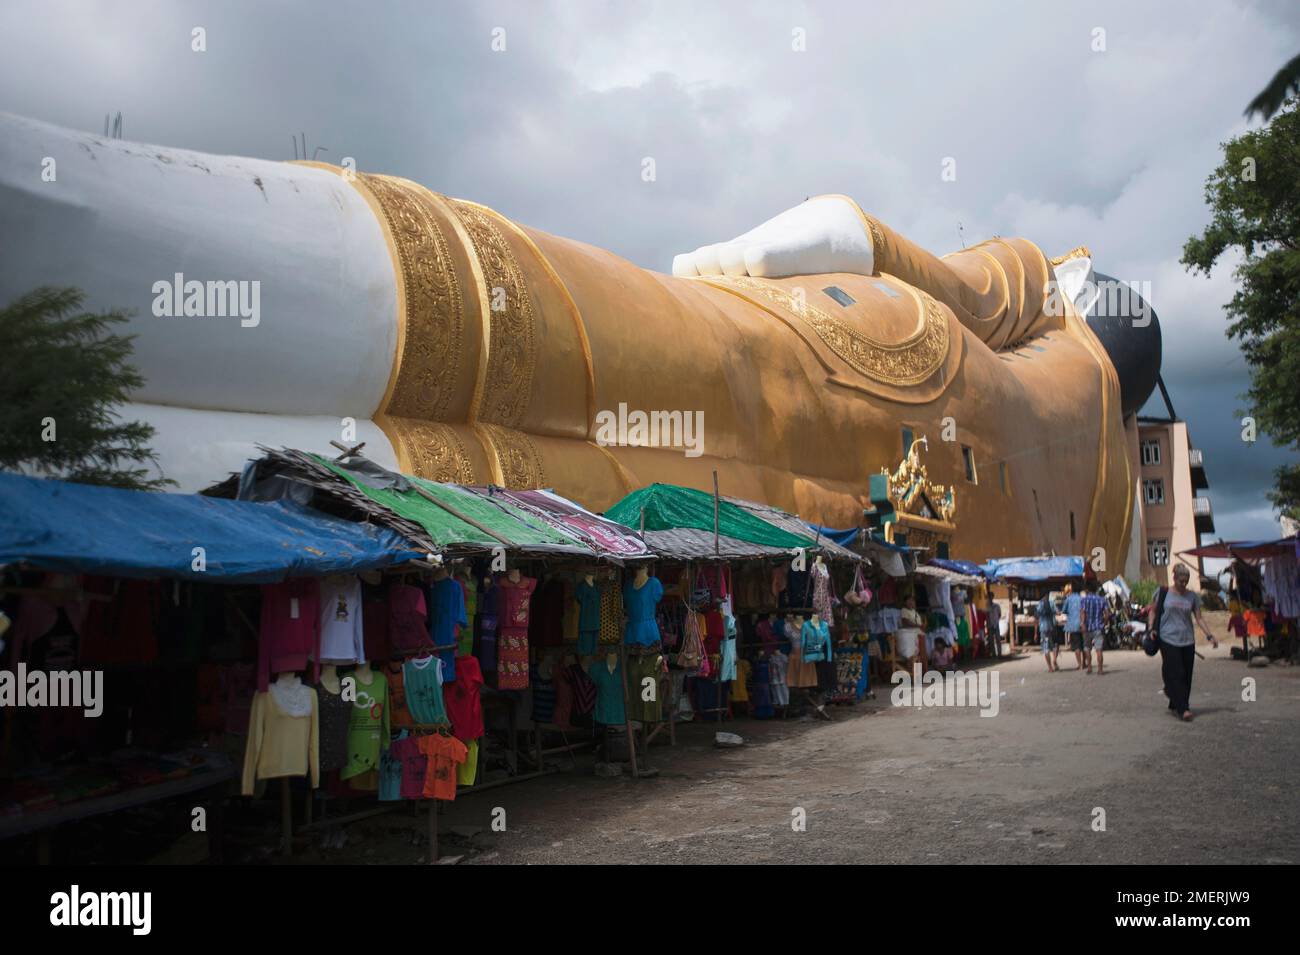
top-left (341, 671), bottom-right (391, 780)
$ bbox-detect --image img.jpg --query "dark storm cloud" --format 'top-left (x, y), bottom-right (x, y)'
top-left (1, 0), bottom-right (1296, 538)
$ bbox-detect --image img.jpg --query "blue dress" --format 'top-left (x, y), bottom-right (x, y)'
top-left (622, 576), bottom-right (664, 646)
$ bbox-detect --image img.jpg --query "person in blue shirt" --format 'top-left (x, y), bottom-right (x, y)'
top-left (1061, 584), bottom-right (1085, 670)
top-left (1036, 592), bottom-right (1060, 672)
top-left (1079, 578), bottom-right (1110, 673)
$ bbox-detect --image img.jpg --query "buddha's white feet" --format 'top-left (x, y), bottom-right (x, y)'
top-left (671, 195), bottom-right (875, 279)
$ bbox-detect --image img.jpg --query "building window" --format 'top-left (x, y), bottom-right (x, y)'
top-left (961, 445), bottom-right (977, 484)
top-left (1141, 439), bottom-right (1161, 466)
top-left (901, 426), bottom-right (914, 458)
top-left (1147, 538), bottom-right (1170, 567)
top-left (1143, 478), bottom-right (1165, 505)
top-left (1070, 511), bottom-right (1077, 541)
top-left (999, 461), bottom-right (1009, 494)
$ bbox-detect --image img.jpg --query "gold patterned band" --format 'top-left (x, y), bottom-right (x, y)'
top-left (475, 422), bottom-right (546, 488)
top-left (447, 199), bottom-right (538, 429)
top-left (696, 274), bottom-right (949, 386)
top-left (384, 417), bottom-right (478, 484)
top-left (355, 173), bottom-right (466, 423)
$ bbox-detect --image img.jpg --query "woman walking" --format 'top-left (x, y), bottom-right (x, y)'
top-left (1149, 565), bottom-right (1219, 721)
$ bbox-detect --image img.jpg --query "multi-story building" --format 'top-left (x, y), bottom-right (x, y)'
top-left (1133, 405), bottom-right (1214, 591)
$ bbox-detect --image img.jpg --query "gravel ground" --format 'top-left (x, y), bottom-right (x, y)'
top-left (306, 611), bottom-right (1299, 865)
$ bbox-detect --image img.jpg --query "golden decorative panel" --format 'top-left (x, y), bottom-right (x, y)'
top-left (358, 173), bottom-right (464, 422)
top-left (702, 275), bottom-right (949, 387)
top-left (447, 200), bottom-right (537, 428)
top-left (386, 417), bottom-right (478, 484)
top-left (477, 423), bottom-right (546, 489)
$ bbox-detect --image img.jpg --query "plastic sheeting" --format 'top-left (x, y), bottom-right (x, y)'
top-left (981, 555), bottom-right (1085, 582)
top-left (607, 483), bottom-right (815, 550)
top-left (0, 471), bottom-right (420, 582)
top-left (312, 456), bottom-right (594, 556)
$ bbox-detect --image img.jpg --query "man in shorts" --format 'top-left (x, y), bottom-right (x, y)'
top-left (1061, 583), bottom-right (1085, 670)
top-left (1080, 578), bottom-right (1109, 674)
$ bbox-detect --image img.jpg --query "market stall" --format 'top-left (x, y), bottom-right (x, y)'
top-left (0, 470), bottom-right (420, 863)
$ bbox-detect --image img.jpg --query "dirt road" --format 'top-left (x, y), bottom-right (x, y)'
top-left (323, 619), bottom-right (1299, 865)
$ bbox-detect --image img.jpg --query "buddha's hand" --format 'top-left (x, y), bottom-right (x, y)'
top-left (670, 195), bottom-right (874, 279)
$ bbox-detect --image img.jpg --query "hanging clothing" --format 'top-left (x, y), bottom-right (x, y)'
top-left (444, 655), bottom-right (484, 741)
top-left (386, 661), bottom-right (413, 729)
top-left (479, 579), bottom-right (500, 674)
top-left (567, 662), bottom-right (597, 715)
top-left (732, 658), bottom-right (751, 703)
top-left (786, 635), bottom-right (818, 688)
top-left (457, 577), bottom-right (477, 656)
top-left (1263, 551), bottom-right (1300, 618)
top-left (574, 578), bottom-right (602, 654)
top-left (403, 655), bottom-right (447, 725)
top-left (388, 582), bottom-right (428, 652)
top-left (315, 680), bottom-right (351, 773)
top-left (318, 575), bottom-right (364, 664)
top-left (768, 650), bottom-right (790, 705)
top-left (750, 658), bottom-right (773, 717)
top-left (341, 670), bottom-right (390, 781)
top-left (458, 738), bottom-right (479, 786)
top-left (623, 575), bottom-right (665, 646)
top-left (428, 576), bottom-right (468, 682)
top-left (388, 734), bottom-right (428, 800)
top-left (587, 657), bottom-right (626, 725)
top-left (257, 578), bottom-right (321, 691)
top-left (811, 562), bottom-right (834, 622)
top-left (531, 664), bottom-right (557, 723)
top-left (241, 679), bottom-right (319, 795)
top-left (625, 653), bottom-right (664, 723)
top-left (415, 734), bottom-right (468, 800)
top-left (362, 583), bottom-right (391, 663)
top-left (800, 618), bottom-right (833, 663)
top-left (529, 578), bottom-right (566, 648)
top-left (598, 578), bottom-right (623, 644)
top-left (720, 636), bottom-right (738, 681)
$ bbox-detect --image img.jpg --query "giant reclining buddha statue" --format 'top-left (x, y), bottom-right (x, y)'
top-left (1, 113), bottom-right (1159, 565)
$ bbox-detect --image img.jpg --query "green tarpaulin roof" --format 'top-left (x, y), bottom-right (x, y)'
top-left (606, 483), bottom-right (816, 551)
top-left (310, 455), bottom-right (593, 556)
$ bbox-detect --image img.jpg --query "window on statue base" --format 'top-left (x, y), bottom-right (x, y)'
top-left (999, 461), bottom-right (1009, 495)
top-left (1147, 538), bottom-right (1170, 567)
top-left (961, 445), bottom-right (977, 484)
top-left (901, 426), bottom-right (914, 458)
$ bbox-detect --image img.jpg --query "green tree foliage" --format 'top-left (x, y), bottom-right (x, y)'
top-left (1182, 100), bottom-right (1300, 515)
top-left (0, 286), bottom-right (173, 491)
top-left (1130, 578), bottom-right (1158, 609)
top-left (1245, 52), bottom-right (1300, 121)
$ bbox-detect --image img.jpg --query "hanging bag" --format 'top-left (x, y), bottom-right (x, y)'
top-left (1142, 587), bottom-right (1168, 657)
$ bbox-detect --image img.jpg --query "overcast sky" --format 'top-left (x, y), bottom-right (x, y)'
top-left (2, 0), bottom-right (1296, 552)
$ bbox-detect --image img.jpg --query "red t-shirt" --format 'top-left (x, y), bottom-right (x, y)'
top-left (388, 583), bottom-right (428, 650)
top-left (444, 655), bottom-right (484, 741)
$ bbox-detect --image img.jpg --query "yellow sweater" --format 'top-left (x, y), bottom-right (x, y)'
top-left (241, 686), bottom-right (320, 795)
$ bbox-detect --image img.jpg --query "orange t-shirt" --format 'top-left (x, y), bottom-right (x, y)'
top-left (1245, 610), bottom-right (1267, 637)
top-left (386, 662), bottom-right (413, 728)
top-left (416, 734), bottom-right (468, 800)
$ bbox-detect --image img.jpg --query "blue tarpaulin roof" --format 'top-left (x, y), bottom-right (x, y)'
top-left (930, 558), bottom-right (986, 577)
top-left (981, 555), bottom-right (1085, 582)
top-left (0, 472), bottom-right (421, 583)
top-left (802, 523), bottom-right (862, 549)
